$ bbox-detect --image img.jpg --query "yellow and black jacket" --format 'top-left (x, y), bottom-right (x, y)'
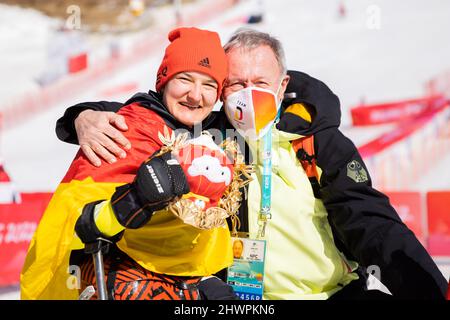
top-left (277, 71), bottom-right (447, 299)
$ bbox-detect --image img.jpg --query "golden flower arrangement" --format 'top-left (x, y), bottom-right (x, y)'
top-left (156, 126), bottom-right (254, 235)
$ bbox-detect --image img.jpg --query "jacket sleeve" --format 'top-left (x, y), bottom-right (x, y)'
top-left (55, 101), bottom-right (124, 144)
top-left (315, 127), bottom-right (448, 299)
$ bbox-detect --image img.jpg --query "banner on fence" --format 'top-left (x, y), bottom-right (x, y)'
top-left (351, 95), bottom-right (445, 126)
top-left (427, 191), bottom-right (450, 256)
top-left (0, 193), bottom-right (52, 286)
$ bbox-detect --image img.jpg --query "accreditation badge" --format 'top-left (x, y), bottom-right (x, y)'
top-left (226, 237), bottom-right (266, 300)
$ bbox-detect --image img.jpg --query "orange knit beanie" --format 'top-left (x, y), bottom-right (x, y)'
top-left (156, 27), bottom-right (228, 98)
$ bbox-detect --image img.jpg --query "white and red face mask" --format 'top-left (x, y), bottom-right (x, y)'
top-left (224, 86), bottom-right (281, 140)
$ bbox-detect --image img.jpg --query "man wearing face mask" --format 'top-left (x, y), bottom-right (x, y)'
top-left (55, 29), bottom-right (448, 299)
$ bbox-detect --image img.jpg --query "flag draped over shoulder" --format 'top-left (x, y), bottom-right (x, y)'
top-left (20, 103), bottom-right (233, 300)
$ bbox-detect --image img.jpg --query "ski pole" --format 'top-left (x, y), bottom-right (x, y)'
top-left (84, 238), bottom-right (111, 300)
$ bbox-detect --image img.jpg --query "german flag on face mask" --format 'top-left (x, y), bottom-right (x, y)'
top-left (20, 103), bottom-right (233, 300)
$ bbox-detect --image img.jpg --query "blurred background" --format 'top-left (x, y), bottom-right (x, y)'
top-left (0, 0), bottom-right (449, 298)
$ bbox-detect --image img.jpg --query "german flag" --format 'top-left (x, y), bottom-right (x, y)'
top-left (20, 103), bottom-right (232, 300)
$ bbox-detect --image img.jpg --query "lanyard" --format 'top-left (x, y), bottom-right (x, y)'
top-left (257, 108), bottom-right (281, 239)
top-left (257, 128), bottom-right (273, 239)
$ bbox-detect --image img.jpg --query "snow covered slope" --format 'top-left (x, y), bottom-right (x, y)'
top-left (1, 0), bottom-right (450, 192)
top-left (1, 0), bottom-right (450, 300)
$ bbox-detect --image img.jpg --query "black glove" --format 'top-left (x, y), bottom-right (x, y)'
top-left (75, 151), bottom-right (189, 244)
top-left (111, 151), bottom-right (190, 228)
top-left (197, 277), bottom-right (240, 300)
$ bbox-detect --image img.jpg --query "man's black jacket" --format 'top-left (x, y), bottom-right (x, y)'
top-left (56, 70), bottom-right (448, 299)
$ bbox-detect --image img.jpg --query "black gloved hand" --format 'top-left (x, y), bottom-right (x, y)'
top-left (111, 151), bottom-right (190, 229)
top-left (197, 277), bottom-right (240, 300)
top-left (75, 151), bottom-right (190, 244)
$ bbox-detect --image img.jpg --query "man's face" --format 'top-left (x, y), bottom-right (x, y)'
top-left (233, 240), bottom-right (244, 259)
top-left (223, 45), bottom-right (289, 101)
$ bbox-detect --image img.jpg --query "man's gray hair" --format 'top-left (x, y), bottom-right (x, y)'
top-left (224, 28), bottom-right (287, 76)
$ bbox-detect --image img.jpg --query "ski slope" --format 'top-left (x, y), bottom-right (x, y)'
top-left (2, 0), bottom-right (450, 192)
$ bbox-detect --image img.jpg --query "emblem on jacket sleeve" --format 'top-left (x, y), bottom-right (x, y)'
top-left (346, 160), bottom-right (368, 183)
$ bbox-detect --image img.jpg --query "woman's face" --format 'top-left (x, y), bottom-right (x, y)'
top-left (162, 71), bottom-right (219, 127)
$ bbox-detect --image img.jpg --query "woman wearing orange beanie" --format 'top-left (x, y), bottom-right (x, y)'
top-left (21, 27), bottom-right (246, 300)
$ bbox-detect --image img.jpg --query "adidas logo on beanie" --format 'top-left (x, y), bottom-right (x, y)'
top-left (156, 27), bottom-right (228, 97)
